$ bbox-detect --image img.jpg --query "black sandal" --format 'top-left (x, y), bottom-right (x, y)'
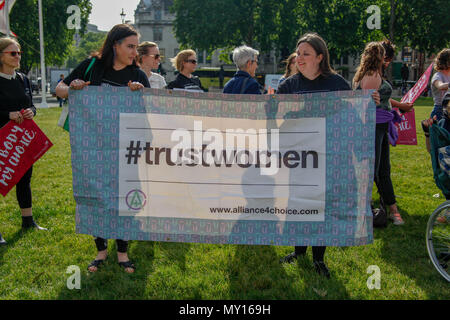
top-left (118, 261), bottom-right (136, 272)
top-left (87, 259), bottom-right (106, 272)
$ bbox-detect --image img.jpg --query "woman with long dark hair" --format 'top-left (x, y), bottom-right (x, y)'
top-left (56, 24), bottom-right (150, 273)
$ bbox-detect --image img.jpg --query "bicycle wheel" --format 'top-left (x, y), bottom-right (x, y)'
top-left (426, 201), bottom-right (450, 282)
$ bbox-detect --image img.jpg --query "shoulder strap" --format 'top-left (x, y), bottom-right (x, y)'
top-left (240, 77), bottom-right (250, 94)
top-left (84, 58), bottom-right (96, 81)
top-left (16, 72), bottom-right (33, 108)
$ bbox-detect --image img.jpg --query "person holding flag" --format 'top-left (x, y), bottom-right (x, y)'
top-left (0, 37), bottom-right (47, 245)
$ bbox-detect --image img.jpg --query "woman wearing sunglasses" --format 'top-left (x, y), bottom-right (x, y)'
top-left (137, 41), bottom-right (166, 89)
top-left (166, 49), bottom-right (206, 92)
top-left (56, 24), bottom-right (150, 274)
top-left (0, 37), bottom-right (47, 246)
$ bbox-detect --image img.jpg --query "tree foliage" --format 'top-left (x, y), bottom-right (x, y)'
top-left (171, 0), bottom-right (449, 63)
top-left (9, 0), bottom-right (92, 74)
top-left (65, 32), bottom-right (106, 69)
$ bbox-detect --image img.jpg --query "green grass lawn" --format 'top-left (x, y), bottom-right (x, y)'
top-left (0, 97), bottom-right (449, 300)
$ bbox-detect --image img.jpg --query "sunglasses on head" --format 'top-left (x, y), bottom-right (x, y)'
top-left (185, 59), bottom-right (197, 64)
top-left (2, 51), bottom-right (22, 57)
top-left (148, 54), bottom-right (162, 59)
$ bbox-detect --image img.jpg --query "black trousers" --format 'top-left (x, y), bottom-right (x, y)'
top-left (94, 237), bottom-right (128, 253)
top-left (374, 123), bottom-right (396, 206)
top-left (16, 166), bottom-right (32, 209)
top-left (294, 246), bottom-right (326, 261)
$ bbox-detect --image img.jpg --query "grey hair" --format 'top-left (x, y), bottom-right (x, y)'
top-left (232, 45), bottom-right (259, 70)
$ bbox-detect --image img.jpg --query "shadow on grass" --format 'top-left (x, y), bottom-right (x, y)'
top-left (56, 240), bottom-right (156, 300)
top-left (0, 229), bottom-right (25, 266)
top-left (157, 241), bottom-right (191, 272)
top-left (227, 244), bottom-right (350, 299)
top-left (376, 203), bottom-right (450, 298)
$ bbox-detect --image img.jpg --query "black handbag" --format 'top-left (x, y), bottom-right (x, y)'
top-left (372, 200), bottom-right (387, 228)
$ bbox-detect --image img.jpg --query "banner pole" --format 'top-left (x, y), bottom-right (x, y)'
top-left (38, 0), bottom-right (48, 108)
top-left (5, 0), bottom-right (10, 36)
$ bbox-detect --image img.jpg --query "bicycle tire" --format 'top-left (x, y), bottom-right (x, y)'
top-left (426, 201), bottom-right (450, 282)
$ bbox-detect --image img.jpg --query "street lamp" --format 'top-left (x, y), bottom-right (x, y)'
top-left (120, 8), bottom-right (126, 24)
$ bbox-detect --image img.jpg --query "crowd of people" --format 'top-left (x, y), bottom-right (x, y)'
top-left (0, 23), bottom-right (449, 278)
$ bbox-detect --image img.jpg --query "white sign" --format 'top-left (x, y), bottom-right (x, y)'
top-left (119, 114), bottom-right (326, 222)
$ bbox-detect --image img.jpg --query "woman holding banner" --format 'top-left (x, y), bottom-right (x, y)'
top-left (277, 33), bottom-right (354, 278)
top-left (223, 45), bottom-right (261, 94)
top-left (56, 24), bottom-right (150, 273)
top-left (166, 49), bottom-right (206, 92)
top-left (0, 37), bottom-right (46, 246)
top-left (430, 48), bottom-right (450, 121)
top-left (137, 41), bottom-right (167, 89)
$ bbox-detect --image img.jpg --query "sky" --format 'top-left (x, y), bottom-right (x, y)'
top-left (89, 0), bottom-right (141, 31)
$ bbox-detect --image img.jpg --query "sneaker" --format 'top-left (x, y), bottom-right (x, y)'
top-left (22, 220), bottom-right (48, 231)
top-left (0, 232), bottom-right (6, 245)
top-left (313, 261), bottom-right (330, 278)
top-left (280, 252), bottom-right (298, 264)
top-left (389, 212), bottom-right (405, 225)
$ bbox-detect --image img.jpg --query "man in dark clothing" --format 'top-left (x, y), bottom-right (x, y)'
top-left (401, 64), bottom-right (409, 95)
top-left (223, 45), bottom-right (261, 95)
top-left (219, 65), bottom-right (225, 89)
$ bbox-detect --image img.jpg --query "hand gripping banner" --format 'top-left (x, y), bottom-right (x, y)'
top-left (69, 86), bottom-right (375, 246)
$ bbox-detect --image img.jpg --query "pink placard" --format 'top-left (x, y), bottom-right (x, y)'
top-left (394, 63), bottom-right (434, 145)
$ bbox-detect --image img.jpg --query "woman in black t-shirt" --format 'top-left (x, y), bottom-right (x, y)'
top-left (166, 49), bottom-right (206, 92)
top-left (278, 33), bottom-right (380, 278)
top-left (0, 37), bottom-right (47, 246)
top-left (56, 24), bottom-right (150, 274)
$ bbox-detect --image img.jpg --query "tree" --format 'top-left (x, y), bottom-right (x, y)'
top-left (9, 0), bottom-right (92, 74)
top-left (65, 31), bottom-right (106, 69)
top-left (171, 0), bottom-right (449, 71)
top-left (172, 0), bottom-right (282, 57)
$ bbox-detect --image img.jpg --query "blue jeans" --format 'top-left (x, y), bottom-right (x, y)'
top-left (430, 104), bottom-right (443, 121)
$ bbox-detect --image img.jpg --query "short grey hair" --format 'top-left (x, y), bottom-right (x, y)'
top-left (232, 45), bottom-right (259, 70)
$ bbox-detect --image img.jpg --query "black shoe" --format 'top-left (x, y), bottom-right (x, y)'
top-left (0, 232), bottom-right (6, 245)
top-left (313, 261), bottom-right (330, 278)
top-left (280, 252), bottom-right (299, 264)
top-left (22, 220), bottom-right (48, 231)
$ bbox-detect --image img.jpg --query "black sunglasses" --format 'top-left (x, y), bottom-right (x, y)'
top-left (148, 54), bottom-right (162, 59)
top-left (185, 59), bottom-right (197, 64)
top-left (2, 51), bottom-right (22, 57)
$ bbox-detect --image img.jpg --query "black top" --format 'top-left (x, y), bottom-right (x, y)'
top-left (0, 73), bottom-right (36, 128)
top-left (166, 73), bottom-right (206, 91)
top-left (277, 72), bottom-right (351, 94)
top-left (64, 58), bottom-right (150, 88)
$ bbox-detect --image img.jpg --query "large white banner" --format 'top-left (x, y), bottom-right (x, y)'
top-left (119, 114), bottom-right (326, 222)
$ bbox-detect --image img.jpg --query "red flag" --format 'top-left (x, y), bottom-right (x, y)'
top-left (0, 117), bottom-right (53, 196)
top-left (393, 63), bottom-right (434, 145)
top-left (0, 0), bottom-right (17, 37)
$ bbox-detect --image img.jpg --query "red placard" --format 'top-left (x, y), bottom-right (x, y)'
top-left (393, 63), bottom-right (434, 145)
top-left (0, 118), bottom-right (53, 196)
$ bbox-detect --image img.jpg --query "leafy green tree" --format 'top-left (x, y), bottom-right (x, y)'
top-left (65, 31), bottom-right (106, 68)
top-left (172, 0), bottom-right (283, 56)
top-left (9, 0), bottom-right (92, 74)
top-left (171, 0), bottom-right (449, 69)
